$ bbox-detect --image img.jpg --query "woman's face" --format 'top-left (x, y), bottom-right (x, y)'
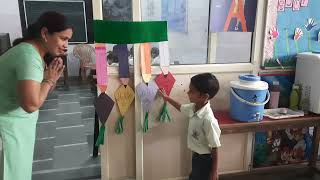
top-left (43, 28), bottom-right (73, 57)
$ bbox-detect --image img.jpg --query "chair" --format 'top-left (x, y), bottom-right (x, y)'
top-left (72, 44), bottom-right (95, 81)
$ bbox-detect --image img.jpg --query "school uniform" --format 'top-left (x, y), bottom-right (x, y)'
top-left (180, 102), bottom-right (221, 180)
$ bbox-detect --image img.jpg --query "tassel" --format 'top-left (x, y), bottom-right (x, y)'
top-left (143, 112), bottom-right (149, 133)
top-left (158, 102), bottom-right (171, 122)
top-left (115, 116), bottom-right (124, 134)
top-left (95, 124), bottom-right (106, 146)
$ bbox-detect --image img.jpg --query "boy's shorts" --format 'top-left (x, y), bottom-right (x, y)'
top-left (189, 152), bottom-right (212, 180)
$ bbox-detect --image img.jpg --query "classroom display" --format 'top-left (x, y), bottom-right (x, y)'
top-left (93, 20), bottom-right (174, 136)
top-left (263, 0), bottom-right (320, 69)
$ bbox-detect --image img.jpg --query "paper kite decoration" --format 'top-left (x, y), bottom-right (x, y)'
top-left (114, 85), bottom-right (135, 134)
top-left (155, 72), bottom-right (176, 122)
top-left (136, 81), bottom-right (158, 133)
top-left (93, 20), bottom-right (168, 134)
top-left (94, 92), bottom-right (115, 146)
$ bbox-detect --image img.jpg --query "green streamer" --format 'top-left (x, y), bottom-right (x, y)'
top-left (143, 112), bottom-right (149, 133)
top-left (294, 40), bottom-right (300, 54)
top-left (308, 31), bottom-right (312, 51)
top-left (115, 116), bottom-right (124, 134)
top-left (93, 20), bottom-right (168, 44)
top-left (158, 102), bottom-right (171, 123)
top-left (95, 124), bottom-right (106, 146)
top-left (273, 40), bottom-right (278, 60)
top-left (285, 29), bottom-right (290, 56)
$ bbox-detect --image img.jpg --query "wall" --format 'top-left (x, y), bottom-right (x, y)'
top-left (0, 0), bottom-right (22, 43)
top-left (101, 72), bottom-right (253, 180)
top-left (0, 0), bottom-right (82, 77)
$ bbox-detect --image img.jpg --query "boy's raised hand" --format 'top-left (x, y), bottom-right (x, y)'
top-left (157, 88), bottom-right (168, 101)
top-left (157, 88), bottom-right (181, 111)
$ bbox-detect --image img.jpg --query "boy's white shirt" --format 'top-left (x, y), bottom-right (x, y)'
top-left (180, 102), bottom-right (221, 154)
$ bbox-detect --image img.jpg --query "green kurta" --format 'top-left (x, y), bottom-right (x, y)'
top-left (0, 42), bottom-right (44, 180)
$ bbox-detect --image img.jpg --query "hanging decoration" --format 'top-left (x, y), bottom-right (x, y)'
top-left (155, 72), bottom-right (175, 123)
top-left (93, 20), bottom-right (168, 134)
top-left (113, 44), bottom-right (135, 134)
top-left (94, 44), bottom-right (115, 146)
top-left (136, 81), bottom-right (158, 133)
top-left (140, 43), bottom-right (152, 83)
top-left (114, 85), bottom-right (135, 134)
top-left (159, 41), bottom-right (170, 75)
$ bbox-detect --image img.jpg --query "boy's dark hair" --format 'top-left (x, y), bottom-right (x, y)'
top-left (191, 73), bottom-right (219, 99)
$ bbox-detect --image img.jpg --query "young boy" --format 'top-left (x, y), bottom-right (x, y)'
top-left (158, 73), bottom-right (221, 180)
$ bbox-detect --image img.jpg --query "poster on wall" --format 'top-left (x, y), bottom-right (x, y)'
top-left (209, 0), bottom-right (257, 32)
top-left (253, 128), bottom-right (314, 168)
top-left (161, 0), bottom-right (187, 32)
top-left (263, 0), bottom-right (320, 69)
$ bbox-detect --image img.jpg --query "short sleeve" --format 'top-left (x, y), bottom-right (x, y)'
top-left (203, 118), bottom-right (221, 148)
top-left (180, 103), bottom-right (195, 118)
top-left (16, 51), bottom-right (44, 82)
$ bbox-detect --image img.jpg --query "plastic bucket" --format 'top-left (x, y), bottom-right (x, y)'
top-left (230, 75), bottom-right (270, 122)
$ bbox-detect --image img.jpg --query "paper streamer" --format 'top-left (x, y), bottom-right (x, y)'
top-left (159, 41), bottom-right (170, 75)
top-left (113, 44), bottom-right (130, 85)
top-left (140, 43), bottom-right (152, 83)
top-left (93, 20), bottom-right (168, 44)
top-left (95, 44), bottom-right (108, 92)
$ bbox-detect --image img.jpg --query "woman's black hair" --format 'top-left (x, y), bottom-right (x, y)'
top-left (15, 11), bottom-right (73, 45)
top-left (191, 73), bottom-right (220, 99)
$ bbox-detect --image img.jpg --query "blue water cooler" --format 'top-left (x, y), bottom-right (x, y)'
top-left (230, 75), bottom-right (270, 122)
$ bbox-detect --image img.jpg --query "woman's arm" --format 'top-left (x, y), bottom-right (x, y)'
top-left (17, 57), bottom-right (64, 113)
top-left (18, 80), bottom-right (54, 113)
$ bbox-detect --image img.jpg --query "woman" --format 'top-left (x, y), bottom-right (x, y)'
top-left (0, 11), bottom-right (73, 180)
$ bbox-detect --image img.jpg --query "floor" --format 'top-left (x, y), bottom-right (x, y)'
top-left (32, 78), bottom-right (100, 180)
top-left (220, 166), bottom-right (320, 180)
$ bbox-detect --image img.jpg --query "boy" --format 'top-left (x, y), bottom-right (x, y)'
top-left (158, 73), bottom-right (221, 180)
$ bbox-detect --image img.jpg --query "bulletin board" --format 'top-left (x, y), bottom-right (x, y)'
top-left (263, 0), bottom-right (320, 69)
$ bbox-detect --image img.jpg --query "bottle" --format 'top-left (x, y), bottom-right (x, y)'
top-left (289, 84), bottom-right (300, 110)
top-left (268, 81), bottom-right (280, 109)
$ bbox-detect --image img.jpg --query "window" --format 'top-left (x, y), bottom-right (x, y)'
top-left (102, 0), bottom-right (132, 21)
top-left (102, 0), bottom-right (134, 66)
top-left (141, 0), bottom-right (258, 65)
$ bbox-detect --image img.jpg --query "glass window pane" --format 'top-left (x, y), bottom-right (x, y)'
top-left (141, 0), bottom-right (210, 65)
top-left (102, 0), bottom-right (133, 21)
top-left (210, 32), bottom-right (253, 63)
top-left (101, 0), bottom-right (134, 66)
top-left (208, 0), bottom-right (257, 64)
